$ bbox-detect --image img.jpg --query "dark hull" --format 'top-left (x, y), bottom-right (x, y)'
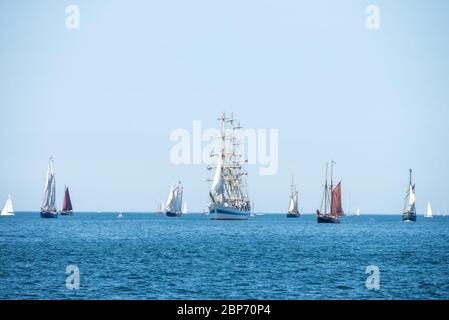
top-left (317, 215), bottom-right (339, 224)
top-left (166, 211), bottom-right (182, 217)
top-left (287, 212), bottom-right (300, 218)
top-left (40, 211), bottom-right (58, 218)
top-left (60, 211), bottom-right (73, 216)
top-left (402, 212), bottom-right (416, 222)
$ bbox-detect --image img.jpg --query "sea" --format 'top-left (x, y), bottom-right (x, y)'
top-left (1, 212), bottom-right (448, 300)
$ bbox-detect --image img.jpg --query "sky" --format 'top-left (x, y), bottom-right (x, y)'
top-left (1, 0), bottom-right (448, 213)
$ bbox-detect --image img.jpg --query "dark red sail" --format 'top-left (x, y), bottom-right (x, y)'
top-left (331, 182), bottom-right (344, 217)
top-left (62, 186), bottom-right (73, 212)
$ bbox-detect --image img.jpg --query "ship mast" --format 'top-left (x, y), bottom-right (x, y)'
top-left (324, 162), bottom-right (328, 214)
top-left (330, 160), bottom-right (335, 216)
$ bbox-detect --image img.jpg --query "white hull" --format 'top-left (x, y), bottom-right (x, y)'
top-left (0, 212), bottom-right (14, 217)
top-left (209, 204), bottom-right (249, 220)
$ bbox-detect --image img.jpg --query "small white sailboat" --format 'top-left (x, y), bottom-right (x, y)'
top-left (40, 157), bottom-right (58, 218)
top-left (117, 212), bottom-right (123, 219)
top-left (287, 175), bottom-right (300, 218)
top-left (164, 181), bottom-right (183, 217)
top-left (1, 195), bottom-right (14, 216)
top-left (424, 202), bottom-right (433, 218)
top-left (356, 207), bottom-right (360, 216)
top-left (182, 201), bottom-right (188, 214)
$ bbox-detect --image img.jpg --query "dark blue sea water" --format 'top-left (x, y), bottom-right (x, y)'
top-left (1, 213), bottom-right (448, 300)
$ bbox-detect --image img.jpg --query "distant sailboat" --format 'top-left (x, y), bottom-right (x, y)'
top-left (155, 199), bottom-right (164, 214)
top-left (208, 113), bottom-right (251, 220)
top-left (1, 195), bottom-right (14, 216)
top-left (182, 201), bottom-right (188, 214)
top-left (402, 169), bottom-right (417, 222)
top-left (424, 202), bottom-right (433, 218)
top-left (117, 212), bottom-right (123, 219)
top-left (287, 175), bottom-right (300, 218)
top-left (60, 186), bottom-right (73, 215)
top-left (40, 157), bottom-right (58, 218)
top-left (316, 161), bottom-right (343, 224)
top-left (164, 181), bottom-right (183, 217)
top-left (356, 207), bottom-right (360, 216)
top-left (250, 201), bottom-right (256, 217)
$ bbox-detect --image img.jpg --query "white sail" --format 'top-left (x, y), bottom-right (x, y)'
top-left (1, 195), bottom-right (14, 216)
top-left (288, 191), bottom-right (298, 213)
top-left (41, 158), bottom-right (57, 212)
top-left (165, 184), bottom-right (175, 212)
top-left (425, 202), bottom-right (433, 218)
top-left (165, 182), bottom-right (183, 213)
top-left (210, 151), bottom-right (224, 204)
top-left (182, 201), bottom-right (188, 214)
top-left (408, 186), bottom-right (416, 207)
top-left (356, 207), bottom-right (360, 216)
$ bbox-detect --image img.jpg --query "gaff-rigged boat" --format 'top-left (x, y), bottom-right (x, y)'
top-left (287, 175), bottom-right (300, 218)
top-left (60, 186), bottom-right (73, 215)
top-left (40, 157), bottom-right (58, 218)
top-left (402, 169), bottom-right (417, 222)
top-left (316, 161), bottom-right (343, 224)
top-left (208, 113), bottom-right (251, 220)
top-left (164, 181), bottom-right (183, 217)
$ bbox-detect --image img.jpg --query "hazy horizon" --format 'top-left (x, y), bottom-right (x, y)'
top-left (1, 1), bottom-right (448, 214)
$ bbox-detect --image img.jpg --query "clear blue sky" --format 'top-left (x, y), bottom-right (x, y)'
top-left (1, 0), bottom-right (448, 213)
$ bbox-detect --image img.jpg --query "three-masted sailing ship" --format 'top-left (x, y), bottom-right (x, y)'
top-left (316, 161), bottom-right (344, 223)
top-left (60, 186), bottom-right (73, 215)
top-left (287, 175), bottom-right (300, 218)
top-left (208, 113), bottom-right (251, 220)
top-left (40, 157), bottom-right (58, 218)
top-left (1, 195), bottom-right (14, 217)
top-left (424, 202), bottom-right (433, 218)
top-left (402, 169), bottom-right (417, 222)
top-left (164, 181), bottom-right (183, 217)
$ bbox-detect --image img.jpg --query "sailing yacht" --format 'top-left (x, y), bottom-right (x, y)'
top-left (164, 181), bottom-right (183, 217)
top-left (207, 113), bottom-right (251, 220)
top-left (287, 175), bottom-right (300, 218)
top-left (40, 157), bottom-right (58, 218)
top-left (424, 202), bottom-right (433, 218)
top-left (1, 195), bottom-right (14, 216)
top-left (402, 169), bottom-right (417, 222)
top-left (60, 186), bottom-right (73, 215)
top-left (356, 207), bottom-right (360, 216)
top-left (182, 201), bottom-right (188, 214)
top-left (155, 199), bottom-right (164, 214)
top-left (316, 161), bottom-right (343, 224)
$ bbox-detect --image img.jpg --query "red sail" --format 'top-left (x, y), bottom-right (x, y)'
top-left (331, 182), bottom-right (344, 217)
top-left (62, 187), bottom-right (73, 212)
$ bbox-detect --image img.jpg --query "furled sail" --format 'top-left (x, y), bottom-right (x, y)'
top-left (331, 182), bottom-right (344, 217)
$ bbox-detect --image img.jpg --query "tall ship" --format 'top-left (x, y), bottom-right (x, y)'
top-left (1, 195), bottom-right (14, 217)
top-left (287, 175), bottom-right (300, 218)
top-left (402, 169), bottom-right (416, 222)
top-left (316, 161), bottom-right (344, 224)
top-left (40, 157), bottom-right (58, 218)
top-left (424, 202), bottom-right (433, 218)
top-left (208, 113), bottom-right (251, 220)
top-left (60, 186), bottom-right (73, 215)
top-left (164, 181), bottom-right (183, 217)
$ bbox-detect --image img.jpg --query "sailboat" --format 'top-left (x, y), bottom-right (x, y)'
top-left (40, 157), bottom-right (58, 218)
top-left (164, 181), bottom-right (183, 217)
top-left (287, 175), bottom-right (300, 218)
top-left (208, 113), bottom-right (251, 220)
top-left (60, 186), bottom-right (73, 215)
top-left (402, 169), bottom-right (417, 222)
top-left (424, 201), bottom-right (433, 218)
top-left (117, 212), bottom-right (123, 219)
top-left (316, 161), bottom-right (343, 224)
top-left (155, 199), bottom-right (164, 214)
top-left (182, 201), bottom-right (188, 214)
top-left (356, 207), bottom-right (360, 216)
top-left (1, 195), bottom-right (14, 216)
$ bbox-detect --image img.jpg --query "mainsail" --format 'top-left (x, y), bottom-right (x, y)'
top-left (331, 182), bottom-right (344, 217)
top-left (425, 202), bottom-right (433, 218)
top-left (165, 181), bottom-right (183, 213)
top-left (1, 195), bottom-right (14, 216)
top-left (62, 186), bottom-right (73, 212)
top-left (182, 201), bottom-right (188, 214)
top-left (288, 176), bottom-right (299, 214)
top-left (41, 158), bottom-right (57, 213)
